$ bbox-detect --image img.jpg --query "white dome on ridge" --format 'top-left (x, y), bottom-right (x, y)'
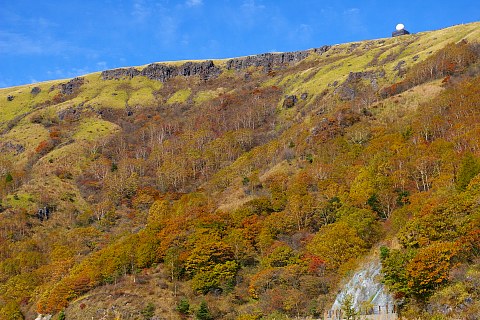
top-left (396, 23), bottom-right (405, 31)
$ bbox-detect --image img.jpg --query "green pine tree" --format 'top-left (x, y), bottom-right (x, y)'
top-left (5, 172), bottom-right (13, 183)
top-left (196, 301), bottom-right (213, 320)
top-left (141, 303), bottom-right (155, 319)
top-left (176, 298), bottom-right (190, 315)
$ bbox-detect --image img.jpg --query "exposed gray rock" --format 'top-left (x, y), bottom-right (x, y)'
top-left (314, 45), bottom-right (331, 55)
top-left (31, 86), bottom-right (41, 95)
top-left (101, 60), bottom-right (221, 82)
top-left (226, 51), bottom-right (310, 72)
top-left (300, 92), bottom-right (308, 100)
top-left (282, 95), bottom-right (298, 108)
top-left (7, 95), bottom-right (14, 101)
top-left (57, 103), bottom-right (84, 121)
top-left (142, 60), bottom-right (221, 82)
top-left (331, 258), bottom-right (395, 311)
top-left (0, 141), bottom-right (25, 155)
top-left (101, 67), bottom-right (141, 80)
top-left (346, 70), bottom-right (385, 82)
top-left (60, 77), bottom-right (84, 95)
top-left (335, 70), bottom-right (385, 100)
top-left (99, 46), bottom-right (330, 82)
top-left (393, 60), bottom-right (407, 77)
top-left (139, 64), bottom-right (177, 82)
top-left (224, 46), bottom-right (330, 73)
top-left (177, 61), bottom-right (220, 78)
top-left (347, 43), bottom-right (361, 53)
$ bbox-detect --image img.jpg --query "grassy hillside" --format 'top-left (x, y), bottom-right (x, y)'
top-left (1, 22), bottom-right (480, 320)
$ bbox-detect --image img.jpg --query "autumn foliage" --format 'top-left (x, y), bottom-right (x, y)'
top-left (1, 28), bottom-right (480, 319)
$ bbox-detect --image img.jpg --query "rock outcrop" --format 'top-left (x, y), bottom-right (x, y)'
top-left (101, 67), bottom-right (141, 80)
top-left (282, 95), bottom-right (298, 108)
top-left (101, 60), bottom-right (221, 82)
top-left (31, 86), bottom-right (41, 95)
top-left (331, 258), bottom-right (395, 310)
top-left (0, 141), bottom-right (25, 155)
top-left (335, 69), bottom-right (386, 100)
top-left (226, 51), bottom-right (309, 72)
top-left (226, 46), bottom-right (330, 72)
top-left (99, 46), bottom-right (331, 82)
top-left (142, 60), bottom-right (221, 81)
top-left (60, 77), bottom-right (84, 95)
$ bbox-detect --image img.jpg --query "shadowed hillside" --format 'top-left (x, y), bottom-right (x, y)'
top-left (1, 22), bottom-right (480, 320)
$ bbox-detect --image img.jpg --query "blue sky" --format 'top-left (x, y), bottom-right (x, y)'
top-left (1, 0), bottom-right (479, 88)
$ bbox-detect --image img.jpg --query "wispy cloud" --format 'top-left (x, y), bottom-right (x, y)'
top-left (132, 0), bottom-right (152, 22)
top-left (46, 66), bottom-right (92, 79)
top-left (343, 7), bottom-right (367, 35)
top-left (96, 61), bottom-right (108, 70)
top-left (186, 0), bottom-right (203, 7)
top-left (0, 31), bottom-right (74, 55)
top-left (289, 24), bottom-right (313, 44)
top-left (241, 0), bottom-right (265, 13)
top-left (228, 0), bottom-right (267, 29)
top-left (156, 15), bottom-right (180, 45)
top-left (241, 0), bottom-right (266, 21)
top-left (344, 8), bottom-right (360, 15)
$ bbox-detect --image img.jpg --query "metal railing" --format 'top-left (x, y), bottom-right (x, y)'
top-left (324, 304), bottom-right (398, 319)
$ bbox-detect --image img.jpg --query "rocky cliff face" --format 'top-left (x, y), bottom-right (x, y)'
top-left (100, 46), bottom-right (331, 82)
top-left (226, 46), bottom-right (330, 72)
top-left (60, 77), bottom-right (84, 95)
top-left (101, 60), bottom-right (221, 82)
top-left (332, 258), bottom-right (394, 310)
top-left (100, 67), bottom-right (140, 80)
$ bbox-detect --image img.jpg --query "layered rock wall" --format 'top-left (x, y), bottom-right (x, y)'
top-left (100, 46), bottom-right (330, 82)
top-left (101, 60), bottom-right (221, 82)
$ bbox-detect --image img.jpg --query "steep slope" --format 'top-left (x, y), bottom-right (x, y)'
top-left (1, 22), bottom-right (480, 319)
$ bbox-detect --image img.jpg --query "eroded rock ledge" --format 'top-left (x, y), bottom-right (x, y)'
top-left (226, 45), bottom-right (330, 72)
top-left (100, 46), bottom-right (331, 82)
top-left (101, 60), bottom-right (221, 82)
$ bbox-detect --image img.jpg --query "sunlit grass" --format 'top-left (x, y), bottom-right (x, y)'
top-left (73, 117), bottom-right (120, 142)
top-left (167, 88), bottom-right (192, 104)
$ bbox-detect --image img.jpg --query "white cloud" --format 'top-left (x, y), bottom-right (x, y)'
top-left (186, 0), bottom-right (203, 7)
top-left (228, 0), bottom-right (267, 29)
top-left (46, 66), bottom-right (92, 79)
top-left (289, 24), bottom-right (313, 44)
top-left (96, 61), bottom-right (108, 70)
top-left (344, 8), bottom-right (360, 15)
top-left (154, 15), bottom-right (180, 46)
top-left (0, 31), bottom-right (74, 55)
top-left (0, 32), bottom-right (43, 54)
top-left (0, 31), bottom-right (99, 58)
top-left (242, 0), bottom-right (265, 15)
top-left (342, 7), bottom-right (367, 34)
top-left (132, 0), bottom-right (151, 22)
